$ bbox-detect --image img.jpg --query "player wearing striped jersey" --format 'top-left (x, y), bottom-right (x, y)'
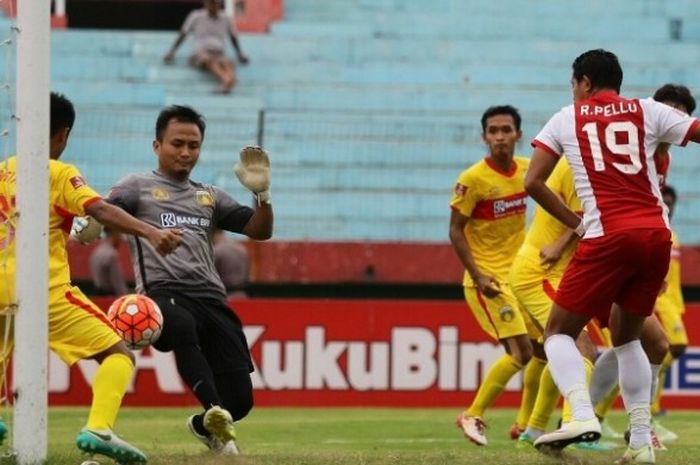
top-left (450, 105), bottom-right (537, 446)
top-left (590, 86), bottom-right (696, 447)
top-left (525, 49), bottom-right (700, 463)
top-left (0, 93), bottom-right (182, 463)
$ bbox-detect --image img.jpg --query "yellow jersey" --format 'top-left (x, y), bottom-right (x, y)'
top-left (656, 231), bottom-right (684, 314)
top-left (0, 157), bottom-right (101, 307)
top-left (517, 157), bottom-right (581, 276)
top-left (450, 156), bottom-right (529, 286)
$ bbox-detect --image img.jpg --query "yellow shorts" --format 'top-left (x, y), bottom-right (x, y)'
top-left (655, 304), bottom-right (688, 346)
top-left (464, 283), bottom-right (539, 341)
top-left (0, 285), bottom-right (121, 366)
top-left (509, 252), bottom-right (563, 336)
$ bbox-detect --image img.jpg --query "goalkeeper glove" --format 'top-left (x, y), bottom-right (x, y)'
top-left (70, 216), bottom-right (103, 244)
top-left (234, 145), bottom-right (271, 205)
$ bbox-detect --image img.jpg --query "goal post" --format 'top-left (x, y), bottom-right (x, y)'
top-left (13, 0), bottom-right (50, 463)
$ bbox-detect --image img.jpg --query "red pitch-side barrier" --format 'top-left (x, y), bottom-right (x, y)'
top-left (47, 298), bottom-right (700, 409)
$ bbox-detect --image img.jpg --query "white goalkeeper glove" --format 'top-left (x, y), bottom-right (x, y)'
top-left (70, 216), bottom-right (103, 244)
top-left (233, 145), bottom-right (271, 205)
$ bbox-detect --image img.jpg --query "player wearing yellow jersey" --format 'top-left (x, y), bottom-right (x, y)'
top-left (0, 93), bottom-right (181, 463)
top-left (450, 105), bottom-right (537, 446)
top-left (509, 157), bottom-right (604, 448)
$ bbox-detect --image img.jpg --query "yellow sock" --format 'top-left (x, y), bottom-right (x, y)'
top-left (515, 357), bottom-right (547, 429)
top-left (466, 353), bottom-right (522, 418)
top-left (527, 364), bottom-right (560, 430)
top-left (86, 353), bottom-right (134, 431)
top-left (652, 352), bottom-right (674, 416)
top-left (562, 358), bottom-right (593, 423)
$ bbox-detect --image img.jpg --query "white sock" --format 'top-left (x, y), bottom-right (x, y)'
top-left (614, 340), bottom-right (652, 449)
top-left (590, 348), bottom-right (619, 406)
top-left (650, 363), bottom-right (661, 404)
top-left (544, 334), bottom-right (595, 421)
top-left (524, 426), bottom-right (544, 440)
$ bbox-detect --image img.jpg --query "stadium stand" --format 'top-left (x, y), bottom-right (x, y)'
top-left (1, 0), bottom-right (700, 285)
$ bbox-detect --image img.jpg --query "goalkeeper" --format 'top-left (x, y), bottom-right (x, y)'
top-left (105, 105), bottom-right (273, 455)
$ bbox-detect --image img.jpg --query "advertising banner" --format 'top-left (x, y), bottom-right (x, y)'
top-left (48, 298), bottom-right (700, 409)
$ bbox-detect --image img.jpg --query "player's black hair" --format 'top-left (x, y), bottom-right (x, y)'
top-left (572, 49), bottom-right (623, 93)
top-left (155, 105), bottom-right (206, 141)
top-left (480, 105), bottom-right (522, 132)
top-left (653, 84), bottom-right (696, 115)
top-left (50, 92), bottom-right (75, 137)
top-left (661, 184), bottom-right (677, 203)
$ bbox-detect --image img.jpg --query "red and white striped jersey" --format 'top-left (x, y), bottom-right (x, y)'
top-left (533, 90), bottom-right (699, 239)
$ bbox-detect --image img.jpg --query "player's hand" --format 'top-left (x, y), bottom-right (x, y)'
top-left (148, 228), bottom-right (183, 256)
top-left (234, 146), bottom-right (271, 203)
top-left (70, 216), bottom-right (103, 244)
top-left (539, 243), bottom-right (563, 267)
top-left (475, 275), bottom-right (501, 298)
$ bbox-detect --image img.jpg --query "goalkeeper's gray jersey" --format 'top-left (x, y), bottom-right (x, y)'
top-left (107, 171), bottom-right (254, 299)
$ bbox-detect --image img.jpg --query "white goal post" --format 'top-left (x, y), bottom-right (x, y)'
top-left (14, 0), bottom-right (50, 464)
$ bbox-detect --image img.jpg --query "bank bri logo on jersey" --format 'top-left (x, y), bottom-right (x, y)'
top-left (160, 212), bottom-right (177, 227)
top-left (471, 192), bottom-right (527, 220)
top-left (160, 211), bottom-right (211, 228)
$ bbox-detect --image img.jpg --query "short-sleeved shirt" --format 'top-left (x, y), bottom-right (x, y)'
top-left (533, 91), bottom-right (699, 239)
top-left (0, 156), bottom-right (101, 307)
top-left (450, 156), bottom-right (529, 286)
top-left (181, 9), bottom-right (233, 54)
top-left (107, 171), bottom-right (254, 299)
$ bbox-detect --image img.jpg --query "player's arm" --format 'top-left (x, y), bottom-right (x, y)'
top-left (525, 149), bottom-right (584, 235)
top-left (241, 203), bottom-right (272, 240)
top-left (164, 31), bottom-right (187, 63)
top-left (540, 228), bottom-right (579, 266)
top-left (229, 31), bottom-right (249, 64)
top-left (85, 199), bottom-right (182, 256)
top-left (448, 210), bottom-right (500, 297)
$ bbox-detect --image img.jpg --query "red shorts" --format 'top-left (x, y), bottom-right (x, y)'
top-left (555, 228), bottom-right (672, 324)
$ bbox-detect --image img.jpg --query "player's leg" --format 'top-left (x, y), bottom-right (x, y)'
top-left (609, 306), bottom-right (654, 461)
top-left (532, 304), bottom-right (599, 450)
top-left (652, 305), bottom-right (686, 442)
top-left (509, 261), bottom-right (551, 440)
top-left (202, 303), bottom-right (254, 422)
top-left (611, 228), bottom-right (672, 463)
top-left (149, 291), bottom-right (231, 450)
top-left (514, 341), bottom-right (546, 438)
top-left (50, 286), bottom-right (146, 463)
top-left (457, 286), bottom-right (530, 445)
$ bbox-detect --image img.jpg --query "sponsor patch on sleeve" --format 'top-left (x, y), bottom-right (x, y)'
top-left (70, 176), bottom-right (86, 189)
top-left (454, 183), bottom-right (467, 197)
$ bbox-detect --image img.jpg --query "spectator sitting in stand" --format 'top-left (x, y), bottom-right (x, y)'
top-left (163, 0), bottom-right (249, 94)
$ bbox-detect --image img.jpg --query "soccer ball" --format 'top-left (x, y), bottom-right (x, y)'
top-left (107, 294), bottom-right (163, 349)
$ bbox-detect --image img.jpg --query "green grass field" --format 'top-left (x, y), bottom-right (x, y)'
top-left (2, 407), bottom-right (698, 465)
